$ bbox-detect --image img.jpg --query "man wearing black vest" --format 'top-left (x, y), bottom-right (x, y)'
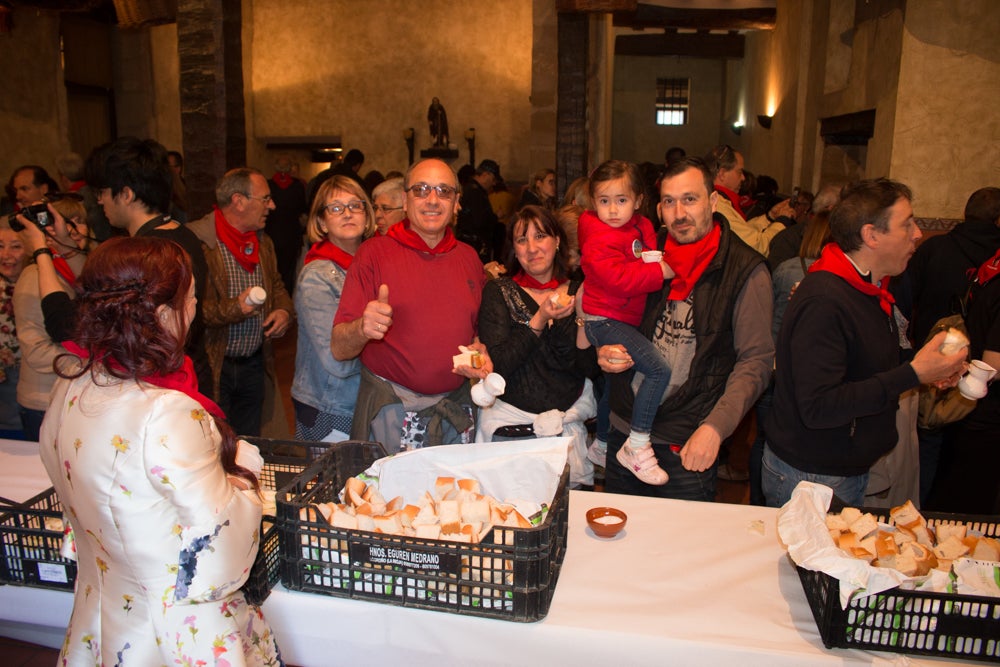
top-left (597, 157), bottom-right (774, 501)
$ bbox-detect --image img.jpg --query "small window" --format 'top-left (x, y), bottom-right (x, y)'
top-left (656, 78), bottom-right (689, 126)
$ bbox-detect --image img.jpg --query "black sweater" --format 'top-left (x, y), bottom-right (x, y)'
top-left (766, 270), bottom-right (920, 475)
top-left (477, 278), bottom-right (598, 413)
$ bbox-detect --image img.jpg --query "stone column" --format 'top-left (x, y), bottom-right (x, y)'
top-left (176, 0), bottom-right (246, 218)
top-left (556, 11), bottom-right (589, 201)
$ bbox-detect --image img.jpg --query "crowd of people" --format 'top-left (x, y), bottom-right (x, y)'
top-left (2, 138), bottom-right (998, 664)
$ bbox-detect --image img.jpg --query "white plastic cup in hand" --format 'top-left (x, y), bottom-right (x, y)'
top-left (245, 286), bottom-right (267, 307)
top-left (957, 360), bottom-right (997, 400)
top-left (641, 250), bottom-right (663, 263)
top-left (471, 372), bottom-right (506, 407)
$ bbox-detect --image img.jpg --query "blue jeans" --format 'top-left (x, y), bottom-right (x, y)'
top-left (761, 444), bottom-right (868, 508)
top-left (604, 427), bottom-right (717, 501)
top-left (585, 318), bottom-right (670, 435)
top-left (219, 350), bottom-right (265, 437)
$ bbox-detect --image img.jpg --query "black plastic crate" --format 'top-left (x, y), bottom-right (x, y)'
top-left (240, 437), bottom-right (343, 606)
top-left (276, 443), bottom-right (569, 622)
top-left (0, 486), bottom-right (77, 590)
top-left (796, 508), bottom-right (1000, 662)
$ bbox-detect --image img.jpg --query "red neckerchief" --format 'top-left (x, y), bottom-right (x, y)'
top-left (662, 222), bottom-right (722, 301)
top-left (62, 341), bottom-right (226, 421)
top-left (809, 243), bottom-right (894, 316)
top-left (52, 253), bottom-right (78, 289)
top-left (714, 185), bottom-right (746, 220)
top-left (975, 247), bottom-right (1000, 286)
top-left (214, 206), bottom-right (259, 272)
top-left (513, 271), bottom-right (562, 291)
top-left (68, 180), bottom-right (86, 193)
top-left (304, 239), bottom-right (353, 269)
top-left (385, 219), bottom-right (457, 255)
top-left (271, 172), bottom-right (294, 190)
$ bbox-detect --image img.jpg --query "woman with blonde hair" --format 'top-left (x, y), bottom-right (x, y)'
top-left (13, 194), bottom-right (93, 440)
top-left (292, 175), bottom-right (376, 441)
top-left (518, 168), bottom-right (558, 211)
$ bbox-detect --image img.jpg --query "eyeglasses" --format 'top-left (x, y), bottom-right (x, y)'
top-left (406, 183), bottom-right (458, 200)
top-left (242, 193), bottom-right (273, 204)
top-left (323, 200), bottom-right (366, 216)
top-left (373, 204), bottom-right (403, 215)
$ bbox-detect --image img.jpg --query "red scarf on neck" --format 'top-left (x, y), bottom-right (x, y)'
top-left (68, 180), bottom-right (86, 193)
top-left (513, 271), bottom-right (562, 291)
top-left (809, 243), bottom-right (894, 316)
top-left (62, 341), bottom-right (225, 420)
top-left (662, 222), bottom-right (722, 301)
top-left (52, 253), bottom-right (78, 289)
top-left (385, 220), bottom-right (457, 255)
top-left (304, 239), bottom-right (354, 269)
top-left (271, 172), bottom-right (294, 190)
top-left (714, 185), bottom-right (746, 220)
top-left (214, 206), bottom-right (259, 272)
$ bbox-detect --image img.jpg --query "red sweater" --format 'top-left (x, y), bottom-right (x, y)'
top-left (578, 210), bottom-right (664, 326)
top-left (334, 230), bottom-right (485, 395)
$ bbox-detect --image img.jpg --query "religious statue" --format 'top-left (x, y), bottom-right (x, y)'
top-left (428, 97), bottom-right (449, 147)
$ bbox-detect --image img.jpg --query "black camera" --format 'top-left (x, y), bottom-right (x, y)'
top-left (7, 203), bottom-right (51, 232)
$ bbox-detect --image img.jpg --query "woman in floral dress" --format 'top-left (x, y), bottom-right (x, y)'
top-left (39, 236), bottom-right (283, 666)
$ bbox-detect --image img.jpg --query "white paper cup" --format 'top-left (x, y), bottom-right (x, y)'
top-left (641, 250), bottom-right (662, 264)
top-left (471, 382), bottom-right (495, 408)
top-left (483, 372), bottom-right (506, 396)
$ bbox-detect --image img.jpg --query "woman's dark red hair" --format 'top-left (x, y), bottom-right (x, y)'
top-left (59, 236), bottom-right (257, 490)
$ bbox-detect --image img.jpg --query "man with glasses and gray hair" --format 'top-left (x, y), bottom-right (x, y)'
top-left (189, 167), bottom-right (294, 437)
top-left (332, 158), bottom-right (491, 451)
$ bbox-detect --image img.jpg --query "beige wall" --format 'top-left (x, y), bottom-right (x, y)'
top-left (0, 8), bottom-right (65, 187)
top-left (245, 0), bottom-right (535, 182)
top-left (612, 54), bottom-right (725, 166)
top-left (891, 0), bottom-right (1000, 218)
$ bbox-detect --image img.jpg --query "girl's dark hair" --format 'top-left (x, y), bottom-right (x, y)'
top-left (60, 236), bottom-right (258, 490)
top-left (588, 160), bottom-right (644, 203)
top-left (503, 205), bottom-right (570, 281)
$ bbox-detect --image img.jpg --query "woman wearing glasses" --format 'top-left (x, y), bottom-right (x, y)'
top-left (371, 177), bottom-right (406, 235)
top-left (291, 176), bottom-right (375, 441)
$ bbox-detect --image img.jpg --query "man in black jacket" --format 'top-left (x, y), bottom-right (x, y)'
top-left (763, 179), bottom-right (968, 507)
top-left (597, 157), bottom-right (774, 502)
top-left (456, 159), bottom-right (501, 263)
top-left (905, 186), bottom-right (1000, 502)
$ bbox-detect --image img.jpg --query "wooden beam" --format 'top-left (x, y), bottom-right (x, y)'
top-left (556, 0), bottom-right (636, 11)
top-left (616, 32), bottom-right (745, 58)
top-left (613, 4), bottom-right (775, 31)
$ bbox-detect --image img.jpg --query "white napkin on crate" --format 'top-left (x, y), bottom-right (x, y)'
top-left (360, 437), bottom-right (570, 513)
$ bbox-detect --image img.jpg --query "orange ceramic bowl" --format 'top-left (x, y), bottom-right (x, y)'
top-left (586, 506), bottom-right (627, 538)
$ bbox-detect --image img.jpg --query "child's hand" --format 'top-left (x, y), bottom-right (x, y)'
top-left (660, 260), bottom-right (675, 280)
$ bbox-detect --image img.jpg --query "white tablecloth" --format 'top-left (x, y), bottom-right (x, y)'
top-left (0, 440), bottom-right (977, 665)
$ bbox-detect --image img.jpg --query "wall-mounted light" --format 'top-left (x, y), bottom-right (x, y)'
top-left (757, 114), bottom-right (773, 130)
top-left (731, 121), bottom-right (743, 136)
top-left (310, 147), bottom-right (342, 163)
top-left (464, 128), bottom-right (476, 167)
top-left (403, 127), bottom-right (415, 165)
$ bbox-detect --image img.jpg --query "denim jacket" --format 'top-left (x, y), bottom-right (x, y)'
top-left (291, 259), bottom-right (360, 417)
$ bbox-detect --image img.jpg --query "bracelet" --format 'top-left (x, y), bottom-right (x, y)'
top-left (527, 322), bottom-right (544, 333)
top-left (32, 248), bottom-right (53, 260)
top-left (575, 317), bottom-right (586, 327)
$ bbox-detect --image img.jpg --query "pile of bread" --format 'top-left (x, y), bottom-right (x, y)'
top-left (302, 475), bottom-right (534, 544)
top-left (828, 500), bottom-right (1000, 576)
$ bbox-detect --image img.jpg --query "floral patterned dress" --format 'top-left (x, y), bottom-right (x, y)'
top-left (39, 370), bottom-right (284, 666)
